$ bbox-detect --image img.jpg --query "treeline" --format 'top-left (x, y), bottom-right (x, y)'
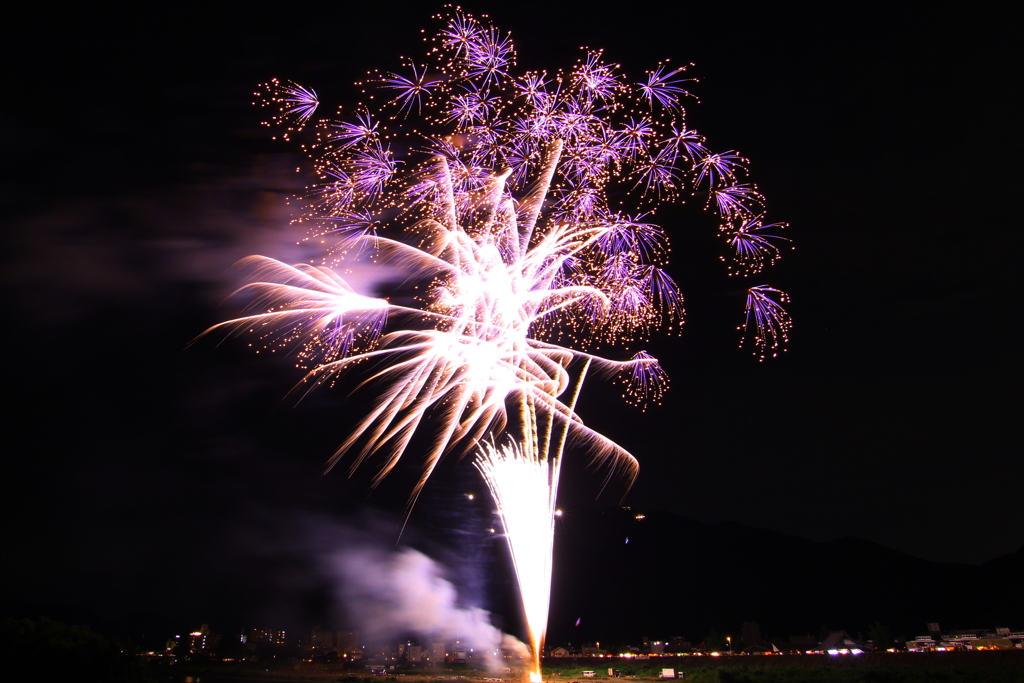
top-left (0, 618), bottom-right (154, 682)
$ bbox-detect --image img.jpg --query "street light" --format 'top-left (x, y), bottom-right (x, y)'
top-left (726, 637), bottom-right (731, 655)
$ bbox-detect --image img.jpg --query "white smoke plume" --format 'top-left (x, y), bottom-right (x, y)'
top-left (327, 543), bottom-right (529, 664)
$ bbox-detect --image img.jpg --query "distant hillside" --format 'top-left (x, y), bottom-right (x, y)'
top-left (545, 507), bottom-right (1023, 646)
top-left (5, 508), bottom-right (1019, 651)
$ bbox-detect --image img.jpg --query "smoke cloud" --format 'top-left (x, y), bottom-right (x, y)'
top-left (328, 543), bottom-right (527, 660)
top-left (273, 512), bottom-right (529, 666)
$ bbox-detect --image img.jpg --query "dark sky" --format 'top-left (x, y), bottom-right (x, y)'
top-left (2, 1), bottom-right (1020, 638)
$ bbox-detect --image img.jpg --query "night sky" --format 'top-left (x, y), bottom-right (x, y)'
top-left (3, 2), bottom-right (1020, 641)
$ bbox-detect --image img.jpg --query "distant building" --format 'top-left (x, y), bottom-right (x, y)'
top-left (909, 625), bottom-right (1024, 651)
top-left (668, 637), bottom-right (691, 654)
top-left (742, 621), bottom-right (762, 648)
top-left (768, 635), bottom-right (817, 653)
top-left (907, 634), bottom-right (936, 651)
top-left (168, 624), bottom-right (220, 659)
top-left (311, 628), bottom-right (334, 650)
top-left (821, 631), bottom-right (863, 652)
top-left (248, 628), bottom-right (286, 646)
top-left (971, 636), bottom-right (1016, 650)
top-left (337, 631), bottom-right (360, 657)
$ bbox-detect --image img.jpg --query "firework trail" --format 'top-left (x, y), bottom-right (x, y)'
top-left (475, 440), bottom-right (557, 682)
top-left (202, 8), bottom-right (791, 678)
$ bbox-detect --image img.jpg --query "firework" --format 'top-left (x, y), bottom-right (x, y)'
top-left (475, 439), bottom-right (557, 683)
top-left (204, 8), bottom-right (792, 679)
top-left (254, 78), bottom-right (319, 140)
top-left (740, 285), bottom-right (793, 361)
top-left (208, 143), bottom-right (650, 494)
top-left (719, 216), bottom-right (790, 277)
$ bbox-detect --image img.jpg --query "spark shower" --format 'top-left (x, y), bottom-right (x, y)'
top-left (202, 8), bottom-right (790, 680)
